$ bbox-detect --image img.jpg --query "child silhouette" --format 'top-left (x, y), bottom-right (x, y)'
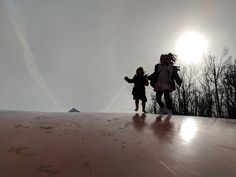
top-left (148, 53), bottom-right (182, 116)
top-left (124, 67), bottom-right (149, 113)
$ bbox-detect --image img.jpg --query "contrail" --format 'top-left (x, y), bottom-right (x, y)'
top-left (4, 0), bottom-right (62, 111)
top-left (104, 84), bottom-right (127, 112)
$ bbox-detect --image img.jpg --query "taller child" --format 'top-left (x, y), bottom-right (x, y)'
top-left (149, 53), bottom-right (182, 116)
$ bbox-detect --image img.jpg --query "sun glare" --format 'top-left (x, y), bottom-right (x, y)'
top-left (175, 31), bottom-right (208, 64)
top-left (180, 119), bottom-right (198, 143)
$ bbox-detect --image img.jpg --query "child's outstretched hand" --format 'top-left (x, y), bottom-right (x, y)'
top-left (124, 76), bottom-right (130, 83)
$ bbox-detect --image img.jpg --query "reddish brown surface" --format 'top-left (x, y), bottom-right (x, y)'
top-left (0, 111), bottom-right (236, 177)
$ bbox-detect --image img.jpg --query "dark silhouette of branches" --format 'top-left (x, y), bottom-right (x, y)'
top-left (146, 92), bottom-right (158, 114)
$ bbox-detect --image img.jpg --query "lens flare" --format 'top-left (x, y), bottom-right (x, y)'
top-left (175, 31), bottom-right (208, 64)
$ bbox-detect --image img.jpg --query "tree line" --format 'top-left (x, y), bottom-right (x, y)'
top-left (147, 48), bottom-right (236, 119)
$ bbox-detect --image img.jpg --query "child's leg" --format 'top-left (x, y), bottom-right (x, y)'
top-left (142, 101), bottom-right (146, 113)
top-left (163, 90), bottom-right (172, 110)
top-left (164, 90), bottom-right (172, 116)
top-left (135, 99), bottom-right (139, 111)
top-left (156, 91), bottom-right (164, 108)
top-left (156, 91), bottom-right (166, 114)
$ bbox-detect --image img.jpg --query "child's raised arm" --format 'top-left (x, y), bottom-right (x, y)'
top-left (173, 66), bottom-right (182, 87)
top-left (124, 76), bottom-right (134, 83)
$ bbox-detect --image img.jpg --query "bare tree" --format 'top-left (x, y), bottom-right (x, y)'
top-left (147, 92), bottom-right (158, 114)
top-left (203, 48), bottom-right (229, 117)
top-left (199, 72), bottom-right (214, 117)
top-left (174, 65), bottom-right (199, 116)
top-left (222, 58), bottom-right (236, 118)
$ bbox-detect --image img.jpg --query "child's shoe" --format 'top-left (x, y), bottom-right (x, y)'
top-left (159, 107), bottom-right (167, 115)
top-left (166, 109), bottom-right (172, 118)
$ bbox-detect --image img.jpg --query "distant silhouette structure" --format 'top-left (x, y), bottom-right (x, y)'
top-left (148, 53), bottom-right (182, 116)
top-left (69, 108), bottom-right (80, 112)
top-left (124, 67), bottom-right (149, 113)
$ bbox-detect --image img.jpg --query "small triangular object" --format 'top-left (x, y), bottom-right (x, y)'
top-left (69, 108), bottom-right (80, 112)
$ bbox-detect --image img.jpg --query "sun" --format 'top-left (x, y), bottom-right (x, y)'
top-left (175, 31), bottom-right (208, 64)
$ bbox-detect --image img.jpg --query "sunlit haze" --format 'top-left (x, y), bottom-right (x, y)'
top-left (175, 31), bottom-right (208, 64)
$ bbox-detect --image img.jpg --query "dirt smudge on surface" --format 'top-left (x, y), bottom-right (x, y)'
top-left (8, 146), bottom-right (34, 156)
top-left (38, 165), bottom-right (59, 175)
top-left (14, 125), bottom-right (30, 128)
top-left (40, 126), bottom-right (53, 130)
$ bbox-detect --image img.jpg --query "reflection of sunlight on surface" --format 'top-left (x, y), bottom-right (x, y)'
top-left (180, 119), bottom-right (198, 142)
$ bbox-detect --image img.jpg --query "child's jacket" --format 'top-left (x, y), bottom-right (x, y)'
top-left (125, 75), bottom-right (148, 95)
top-left (148, 64), bottom-right (182, 91)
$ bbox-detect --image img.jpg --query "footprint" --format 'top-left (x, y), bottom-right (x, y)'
top-left (14, 125), bottom-right (22, 128)
top-left (100, 129), bottom-right (112, 136)
top-left (84, 161), bottom-right (91, 168)
top-left (14, 125), bottom-right (30, 128)
top-left (35, 115), bottom-right (47, 120)
top-left (40, 126), bottom-right (53, 130)
top-left (38, 165), bottom-right (59, 174)
top-left (8, 146), bottom-right (34, 156)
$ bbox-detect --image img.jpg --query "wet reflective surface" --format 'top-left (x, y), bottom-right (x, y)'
top-left (0, 111), bottom-right (236, 177)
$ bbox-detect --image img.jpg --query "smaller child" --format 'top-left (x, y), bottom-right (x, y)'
top-left (124, 67), bottom-right (149, 113)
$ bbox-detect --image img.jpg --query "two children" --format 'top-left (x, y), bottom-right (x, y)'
top-left (125, 53), bottom-right (182, 115)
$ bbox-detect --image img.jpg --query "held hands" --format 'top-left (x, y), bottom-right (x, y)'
top-left (144, 75), bottom-right (149, 86)
top-left (144, 74), bottom-right (149, 82)
top-left (144, 74), bottom-right (148, 79)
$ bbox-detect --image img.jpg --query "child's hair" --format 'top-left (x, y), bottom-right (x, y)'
top-left (136, 67), bottom-right (144, 76)
top-left (160, 53), bottom-right (177, 64)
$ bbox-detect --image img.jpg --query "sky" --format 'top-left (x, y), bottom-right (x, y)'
top-left (0, 0), bottom-right (236, 112)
